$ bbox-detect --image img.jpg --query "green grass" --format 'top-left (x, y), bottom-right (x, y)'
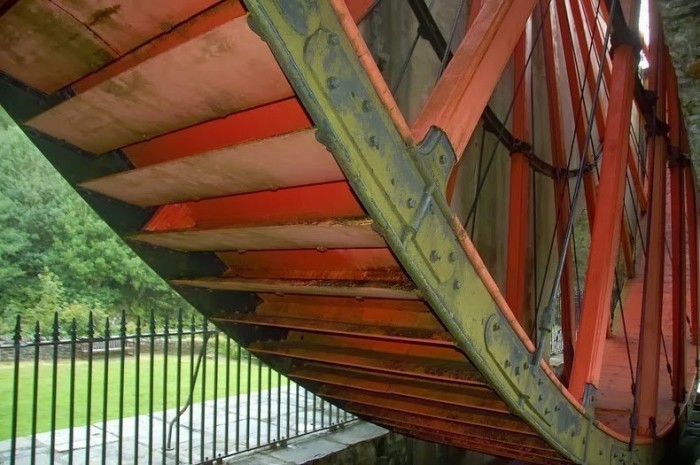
top-left (0, 353), bottom-right (280, 441)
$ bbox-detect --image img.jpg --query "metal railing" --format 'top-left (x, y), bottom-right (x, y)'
top-left (0, 309), bottom-right (354, 465)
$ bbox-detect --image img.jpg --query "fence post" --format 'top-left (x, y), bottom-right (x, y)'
top-left (118, 309), bottom-right (127, 465)
top-left (68, 319), bottom-right (77, 465)
top-left (134, 315), bottom-right (142, 465)
top-left (10, 315), bottom-right (21, 465)
top-left (49, 312), bottom-right (59, 465)
top-left (85, 312), bottom-right (94, 464)
top-left (30, 321), bottom-right (40, 465)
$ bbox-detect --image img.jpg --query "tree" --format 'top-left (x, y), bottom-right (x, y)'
top-left (0, 106), bottom-right (191, 334)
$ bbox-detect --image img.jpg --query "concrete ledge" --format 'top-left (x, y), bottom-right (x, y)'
top-left (227, 421), bottom-right (407, 465)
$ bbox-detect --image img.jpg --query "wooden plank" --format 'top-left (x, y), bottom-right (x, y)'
top-left (51, 0), bottom-right (223, 55)
top-left (291, 364), bottom-right (508, 412)
top-left (130, 219), bottom-right (384, 252)
top-left (174, 277), bottom-right (417, 300)
top-left (80, 129), bottom-right (342, 206)
top-left (122, 97), bottom-right (312, 168)
top-left (213, 312), bottom-right (448, 342)
top-left (0, 0), bottom-right (116, 93)
top-left (27, 14), bottom-right (292, 153)
top-left (218, 249), bottom-right (405, 281)
top-left (319, 385), bottom-right (533, 435)
top-left (247, 337), bottom-right (485, 385)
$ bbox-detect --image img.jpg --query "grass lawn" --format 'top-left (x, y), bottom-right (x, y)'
top-left (0, 353), bottom-right (282, 441)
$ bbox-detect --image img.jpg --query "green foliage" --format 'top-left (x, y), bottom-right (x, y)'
top-left (0, 107), bottom-right (191, 334)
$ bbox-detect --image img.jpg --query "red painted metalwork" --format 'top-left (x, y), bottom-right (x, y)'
top-left (123, 98), bottom-right (312, 167)
top-left (72, 1), bottom-right (248, 94)
top-left (634, 7), bottom-right (667, 436)
top-left (667, 58), bottom-right (687, 403)
top-left (505, 33), bottom-right (531, 330)
top-left (3, 0), bottom-right (699, 461)
top-left (569, 40), bottom-right (639, 401)
top-left (670, 157), bottom-right (687, 403)
top-left (554, 0), bottom-right (598, 229)
top-left (145, 182), bottom-right (365, 232)
top-left (412, 0), bottom-right (537, 155)
top-left (685, 167), bottom-right (699, 345)
top-left (541, 0), bottom-right (575, 382)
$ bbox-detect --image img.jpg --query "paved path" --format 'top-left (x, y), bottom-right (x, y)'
top-left (1, 386), bottom-right (345, 465)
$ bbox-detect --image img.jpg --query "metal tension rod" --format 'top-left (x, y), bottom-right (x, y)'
top-left (568, 0), bottom-right (641, 404)
top-left (411, 0), bottom-right (537, 157)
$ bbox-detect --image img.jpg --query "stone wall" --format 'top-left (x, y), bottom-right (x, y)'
top-left (658, 0), bottom-right (700, 185)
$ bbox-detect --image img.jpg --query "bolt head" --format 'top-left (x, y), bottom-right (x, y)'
top-left (327, 77), bottom-right (340, 90)
top-left (327, 33), bottom-right (339, 46)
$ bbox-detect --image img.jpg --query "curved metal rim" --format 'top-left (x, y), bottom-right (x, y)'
top-left (240, 1), bottom-right (689, 463)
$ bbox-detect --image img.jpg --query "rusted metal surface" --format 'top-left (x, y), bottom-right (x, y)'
top-left (1, 0), bottom-right (698, 463)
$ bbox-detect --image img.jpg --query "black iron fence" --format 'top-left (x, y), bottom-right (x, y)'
top-left (0, 310), bottom-right (353, 465)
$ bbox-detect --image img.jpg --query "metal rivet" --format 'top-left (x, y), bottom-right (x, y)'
top-left (362, 100), bottom-right (373, 113)
top-left (327, 33), bottom-right (339, 45)
top-left (368, 135), bottom-right (379, 148)
top-left (439, 154), bottom-right (446, 164)
top-left (407, 198), bottom-right (417, 208)
top-left (453, 280), bottom-right (461, 290)
top-left (448, 252), bottom-right (456, 262)
top-left (544, 408), bottom-right (549, 415)
top-left (327, 77), bottom-right (340, 89)
top-left (504, 360), bottom-right (511, 368)
top-left (429, 250), bottom-right (441, 262)
top-left (492, 322), bottom-right (500, 331)
top-left (538, 395), bottom-right (543, 401)
top-left (514, 366), bottom-right (520, 376)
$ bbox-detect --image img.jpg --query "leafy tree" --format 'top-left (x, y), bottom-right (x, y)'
top-left (0, 106), bottom-right (191, 335)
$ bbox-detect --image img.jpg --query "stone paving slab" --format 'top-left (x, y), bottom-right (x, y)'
top-left (1, 387), bottom-right (342, 465)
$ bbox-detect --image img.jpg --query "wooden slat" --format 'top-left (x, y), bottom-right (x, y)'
top-left (27, 14), bottom-right (292, 153)
top-left (122, 97), bottom-right (312, 168)
top-left (318, 385), bottom-right (533, 435)
top-left (341, 403), bottom-right (552, 453)
top-left (248, 333), bottom-right (486, 386)
top-left (218, 249), bottom-right (405, 281)
top-left (143, 182), bottom-right (365, 231)
top-left (174, 277), bottom-right (417, 299)
top-left (130, 219), bottom-right (384, 252)
top-left (50, 0), bottom-right (223, 55)
top-left (292, 363), bottom-right (508, 413)
top-left (378, 422), bottom-right (563, 464)
top-left (80, 129), bottom-right (342, 206)
top-left (0, 0), bottom-right (116, 93)
top-left (214, 312), bottom-right (450, 343)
